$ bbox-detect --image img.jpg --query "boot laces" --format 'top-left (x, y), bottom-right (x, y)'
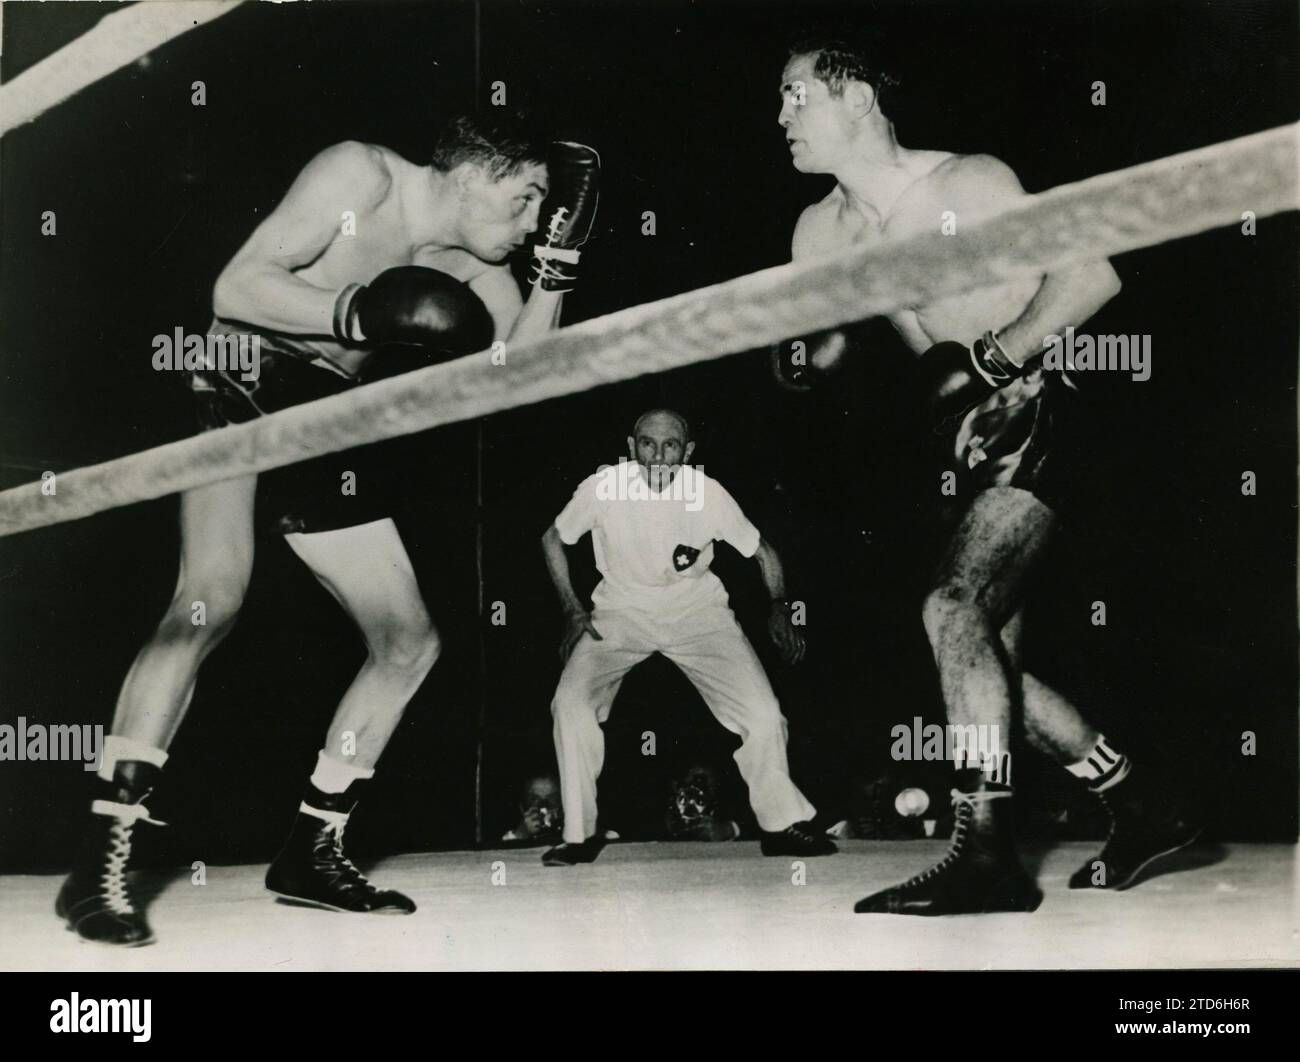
top-left (90, 799), bottom-right (164, 918)
top-left (100, 820), bottom-right (136, 916)
top-left (317, 820), bottom-right (379, 897)
top-left (894, 789), bottom-right (1008, 891)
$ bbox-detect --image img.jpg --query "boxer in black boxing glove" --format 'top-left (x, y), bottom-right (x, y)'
top-left (333, 265), bottom-right (494, 357)
top-left (773, 32), bottom-right (1194, 918)
top-left (530, 141), bottom-right (601, 293)
top-left (59, 112), bottom-right (585, 947)
top-left (770, 329), bottom-right (849, 392)
top-left (919, 329), bottom-right (1022, 430)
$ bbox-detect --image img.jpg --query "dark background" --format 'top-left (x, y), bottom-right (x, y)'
top-left (1, 0), bottom-right (1295, 869)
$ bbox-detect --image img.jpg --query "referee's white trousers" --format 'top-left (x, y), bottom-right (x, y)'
top-left (551, 604), bottom-right (816, 843)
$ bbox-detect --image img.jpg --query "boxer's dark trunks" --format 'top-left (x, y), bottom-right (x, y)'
top-left (190, 323), bottom-right (397, 535)
top-left (934, 366), bottom-right (1082, 525)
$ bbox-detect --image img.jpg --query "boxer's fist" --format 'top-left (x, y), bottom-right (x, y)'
top-left (359, 343), bottom-right (462, 384)
top-left (769, 330), bottom-right (848, 392)
top-left (920, 335), bottom-right (1021, 430)
top-left (334, 266), bottom-right (493, 353)
top-left (531, 141), bottom-right (601, 291)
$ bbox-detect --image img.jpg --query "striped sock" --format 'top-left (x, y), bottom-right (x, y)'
top-left (1066, 735), bottom-right (1131, 791)
top-left (954, 749), bottom-right (1013, 787)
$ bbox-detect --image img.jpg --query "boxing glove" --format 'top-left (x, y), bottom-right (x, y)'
top-left (920, 332), bottom-right (1022, 430)
top-left (333, 266), bottom-right (494, 354)
top-left (769, 330), bottom-right (849, 392)
top-left (531, 141), bottom-right (601, 292)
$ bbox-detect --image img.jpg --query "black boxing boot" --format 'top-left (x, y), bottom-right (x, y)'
top-left (265, 780), bottom-right (415, 914)
top-left (56, 737), bottom-right (168, 947)
top-left (1068, 766), bottom-right (1201, 891)
top-left (854, 775), bottom-right (1042, 915)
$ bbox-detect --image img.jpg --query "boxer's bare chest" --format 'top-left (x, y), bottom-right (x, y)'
top-left (294, 171), bottom-right (490, 291)
top-left (803, 163), bottom-right (1038, 352)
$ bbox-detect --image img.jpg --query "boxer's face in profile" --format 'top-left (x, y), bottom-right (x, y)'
top-left (627, 411), bottom-right (695, 490)
top-left (455, 161), bottom-right (548, 262)
top-left (778, 54), bottom-right (858, 174)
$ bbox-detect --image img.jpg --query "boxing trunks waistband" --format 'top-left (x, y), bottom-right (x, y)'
top-left (189, 324), bottom-right (396, 536)
top-left (933, 366), bottom-right (1081, 522)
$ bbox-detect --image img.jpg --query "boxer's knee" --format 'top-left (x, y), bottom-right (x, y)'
top-left (367, 617), bottom-right (441, 678)
top-left (922, 584), bottom-right (988, 647)
top-left (158, 579), bottom-right (246, 648)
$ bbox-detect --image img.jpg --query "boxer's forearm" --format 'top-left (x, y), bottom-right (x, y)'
top-left (212, 263), bottom-right (337, 336)
top-left (541, 526), bottom-right (585, 614)
top-left (509, 286), bottom-right (564, 343)
top-left (995, 260), bottom-right (1122, 366)
top-left (752, 537), bottom-right (788, 601)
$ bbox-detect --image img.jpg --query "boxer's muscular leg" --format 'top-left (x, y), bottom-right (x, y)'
top-left (922, 487), bottom-right (1057, 751)
top-left (998, 612), bottom-right (1099, 763)
top-left (112, 475), bottom-right (257, 749)
top-left (1000, 604), bottom-right (1199, 891)
top-left (264, 519), bottom-right (436, 915)
top-left (857, 488), bottom-right (1053, 915)
top-left (61, 475), bottom-right (255, 946)
top-left (283, 519), bottom-right (439, 768)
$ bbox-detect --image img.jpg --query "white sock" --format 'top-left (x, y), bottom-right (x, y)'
top-left (953, 749), bottom-right (1012, 787)
top-left (981, 750), bottom-right (1012, 787)
top-left (97, 734), bottom-right (168, 781)
top-left (1066, 735), bottom-right (1131, 791)
top-left (309, 750), bottom-right (374, 794)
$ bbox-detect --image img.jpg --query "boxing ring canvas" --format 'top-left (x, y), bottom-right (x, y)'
top-left (2, 841), bottom-right (1294, 970)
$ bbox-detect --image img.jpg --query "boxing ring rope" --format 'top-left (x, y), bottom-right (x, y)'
top-left (0, 1), bottom-right (244, 136)
top-left (0, 121), bottom-right (1296, 537)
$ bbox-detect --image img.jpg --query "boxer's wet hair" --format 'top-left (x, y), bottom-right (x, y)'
top-left (787, 27), bottom-right (900, 111)
top-left (633, 408), bottom-right (692, 443)
top-left (431, 111), bottom-right (549, 180)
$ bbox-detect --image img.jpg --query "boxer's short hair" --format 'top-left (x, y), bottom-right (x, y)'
top-left (431, 111), bottom-right (548, 179)
top-left (787, 27), bottom-right (900, 111)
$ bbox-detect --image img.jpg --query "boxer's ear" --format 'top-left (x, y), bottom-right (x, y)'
top-left (626, 436), bottom-right (636, 460)
top-left (684, 440), bottom-right (696, 463)
top-left (846, 80), bottom-right (876, 118)
top-left (453, 161), bottom-right (484, 197)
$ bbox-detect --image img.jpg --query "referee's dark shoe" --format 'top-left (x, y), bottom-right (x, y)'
top-left (760, 821), bottom-right (838, 857)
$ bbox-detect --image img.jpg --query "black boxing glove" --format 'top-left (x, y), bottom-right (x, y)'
top-left (359, 343), bottom-right (458, 385)
top-left (531, 141), bottom-right (601, 292)
top-left (920, 331), bottom-right (1022, 430)
top-left (769, 330), bottom-right (848, 392)
top-left (333, 266), bottom-right (494, 354)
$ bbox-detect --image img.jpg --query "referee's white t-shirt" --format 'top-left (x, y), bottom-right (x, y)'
top-left (553, 460), bottom-right (761, 615)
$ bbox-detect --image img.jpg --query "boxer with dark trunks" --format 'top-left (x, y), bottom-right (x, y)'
top-left (772, 29), bottom-right (1199, 915)
top-left (57, 112), bottom-right (600, 945)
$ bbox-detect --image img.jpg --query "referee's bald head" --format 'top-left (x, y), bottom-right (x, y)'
top-left (632, 408), bottom-right (691, 442)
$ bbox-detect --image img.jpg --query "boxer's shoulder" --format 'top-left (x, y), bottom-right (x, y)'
top-left (304, 140), bottom-right (394, 200)
top-left (791, 187), bottom-right (855, 258)
top-left (902, 151), bottom-right (1025, 220)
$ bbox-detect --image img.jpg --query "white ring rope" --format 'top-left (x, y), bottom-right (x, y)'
top-left (0, 122), bottom-right (1295, 537)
